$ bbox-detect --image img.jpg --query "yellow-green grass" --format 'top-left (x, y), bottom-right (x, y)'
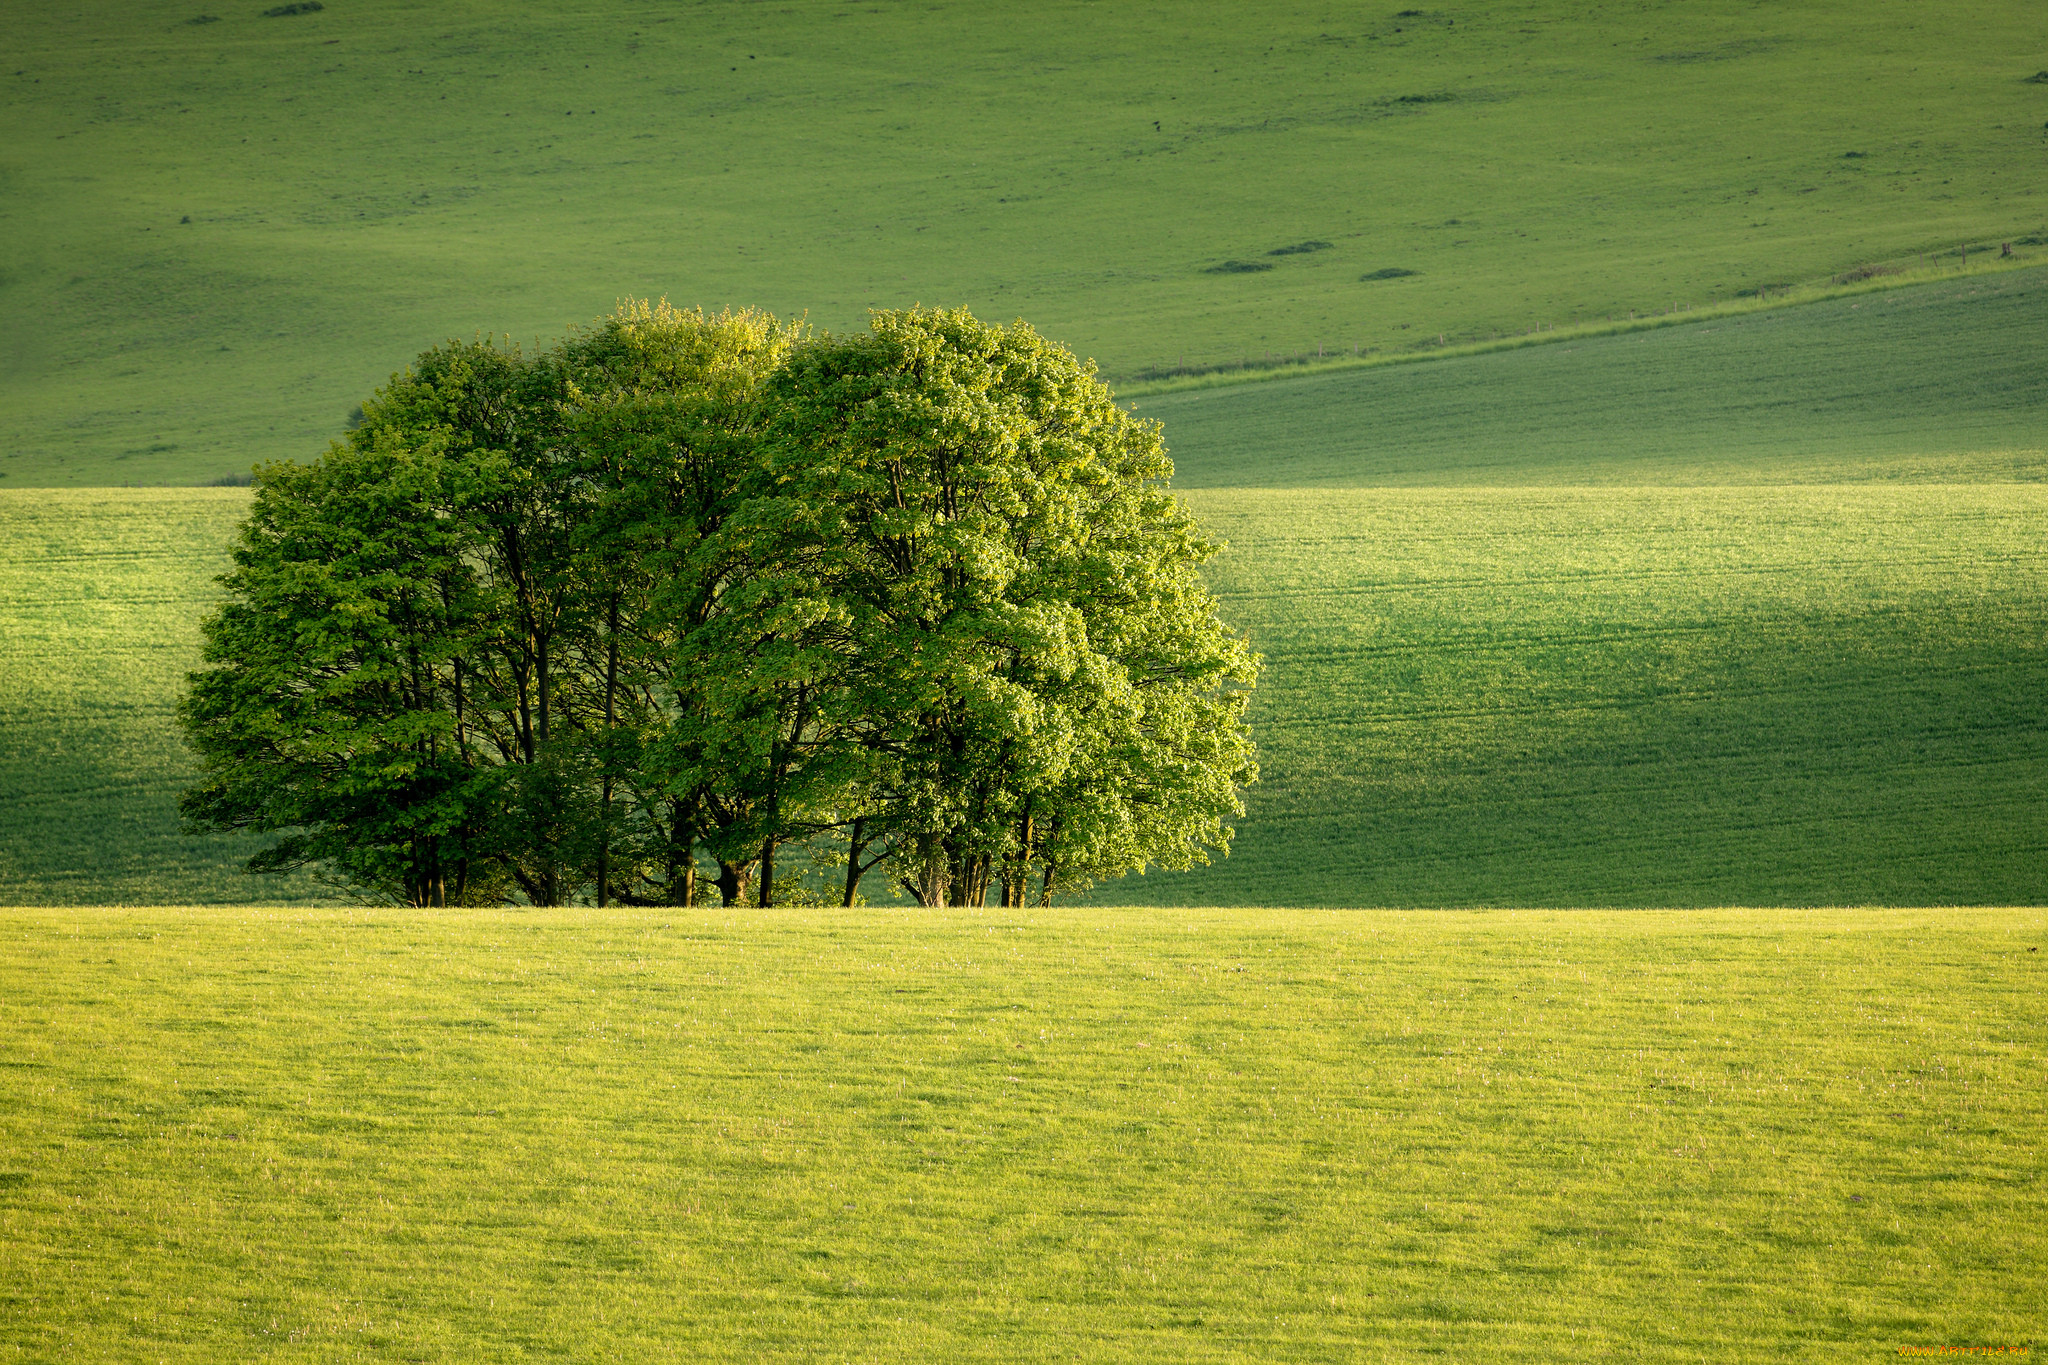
top-left (6, 0), bottom-right (2048, 485)
top-left (1144, 268), bottom-right (2048, 487)
top-left (0, 904), bottom-right (2039, 1361)
top-left (1110, 484), bottom-right (2048, 908)
top-left (0, 490), bottom-right (320, 906)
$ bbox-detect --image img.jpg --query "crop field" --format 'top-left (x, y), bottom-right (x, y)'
top-left (5, 0), bottom-right (2048, 485)
top-left (0, 904), bottom-right (2040, 1361)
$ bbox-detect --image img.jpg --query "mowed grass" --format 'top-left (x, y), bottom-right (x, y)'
top-left (1113, 485), bottom-right (2048, 908)
top-left (0, 490), bottom-right (320, 906)
top-left (1144, 267), bottom-right (2048, 487)
top-left (5, 0), bottom-right (2048, 484)
top-left (0, 904), bottom-right (2040, 1361)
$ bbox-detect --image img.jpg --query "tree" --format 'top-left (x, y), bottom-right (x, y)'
top-left (735, 306), bottom-right (1259, 906)
top-left (181, 308), bottom-right (797, 906)
top-left (551, 300), bottom-right (804, 907)
top-left (182, 303), bottom-right (1258, 908)
top-left (179, 398), bottom-right (513, 906)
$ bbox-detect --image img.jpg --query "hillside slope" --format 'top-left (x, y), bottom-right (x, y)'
top-left (3, 274), bottom-right (2043, 907)
top-left (0, 491), bottom-right (321, 905)
top-left (4, 0), bottom-right (2046, 484)
top-left (1093, 485), bottom-right (2048, 907)
top-left (1146, 268), bottom-right (2048, 486)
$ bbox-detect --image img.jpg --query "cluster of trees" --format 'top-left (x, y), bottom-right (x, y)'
top-left (180, 303), bottom-right (1258, 908)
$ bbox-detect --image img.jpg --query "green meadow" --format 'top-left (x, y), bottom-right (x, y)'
top-left (5, 0), bottom-right (2048, 485)
top-left (1144, 269), bottom-right (2048, 487)
top-left (5, 266), bottom-right (2046, 909)
top-left (6, 1), bottom-right (2046, 1351)
top-left (1, 904), bottom-right (2041, 1361)
top-left (0, 490), bottom-right (323, 906)
top-left (1142, 483), bottom-right (2048, 908)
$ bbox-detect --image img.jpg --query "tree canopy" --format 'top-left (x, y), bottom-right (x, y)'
top-left (180, 304), bottom-right (1258, 907)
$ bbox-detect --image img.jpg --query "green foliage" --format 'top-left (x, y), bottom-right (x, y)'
top-left (4, 0), bottom-right (2047, 484)
top-left (1, 903), bottom-right (2041, 1360)
top-left (180, 336), bottom-right (591, 905)
top-left (176, 306), bottom-right (1258, 907)
top-left (177, 309), bottom-right (794, 906)
top-left (555, 299), bottom-right (809, 907)
top-left (743, 308), bottom-right (1259, 905)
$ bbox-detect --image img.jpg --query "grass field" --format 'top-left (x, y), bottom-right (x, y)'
top-left (0, 904), bottom-right (2040, 1361)
top-left (5, 0), bottom-right (2048, 485)
top-left (1131, 484), bottom-right (2048, 907)
top-left (0, 490), bottom-right (321, 907)
top-left (5, 267), bottom-right (2044, 909)
top-left (1146, 268), bottom-right (2048, 487)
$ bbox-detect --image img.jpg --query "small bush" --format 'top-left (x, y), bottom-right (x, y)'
top-left (1841, 150), bottom-right (1866, 159)
top-left (1393, 92), bottom-right (1454, 104)
top-left (1203, 260), bottom-right (1274, 274)
top-left (345, 404), bottom-right (365, 430)
top-left (261, 1), bottom-right (323, 15)
top-left (202, 472), bottom-right (255, 487)
top-left (2024, 70), bottom-right (2048, 84)
top-left (186, 13), bottom-right (221, 23)
top-left (1835, 264), bottom-right (1899, 284)
top-left (1361, 267), bottom-right (1419, 281)
top-left (1268, 240), bottom-right (1333, 257)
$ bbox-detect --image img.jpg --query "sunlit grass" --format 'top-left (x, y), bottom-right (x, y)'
top-left (0, 903), bottom-right (2040, 1361)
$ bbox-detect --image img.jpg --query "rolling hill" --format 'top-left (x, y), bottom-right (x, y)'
top-left (4, 0), bottom-right (2047, 485)
top-left (4, 268), bottom-right (2041, 906)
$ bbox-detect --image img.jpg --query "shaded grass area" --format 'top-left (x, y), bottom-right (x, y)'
top-left (1106, 486), bottom-right (2048, 908)
top-left (0, 904), bottom-right (2040, 1361)
top-left (1141, 269), bottom-right (2048, 487)
top-left (0, 490), bottom-right (320, 905)
top-left (4, 0), bottom-right (2047, 484)
top-left (6, 480), bottom-right (2046, 909)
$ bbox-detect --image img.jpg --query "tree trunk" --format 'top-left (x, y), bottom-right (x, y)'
top-left (717, 859), bottom-right (753, 907)
top-left (669, 797), bottom-right (698, 907)
top-left (758, 839), bottom-right (776, 908)
top-left (1004, 809), bottom-right (1034, 907)
top-left (597, 593), bottom-right (619, 908)
top-left (843, 817), bottom-right (867, 907)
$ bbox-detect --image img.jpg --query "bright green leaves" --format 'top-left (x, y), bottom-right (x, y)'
top-left (181, 303), bottom-right (1256, 908)
top-left (743, 307), bottom-right (1259, 906)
